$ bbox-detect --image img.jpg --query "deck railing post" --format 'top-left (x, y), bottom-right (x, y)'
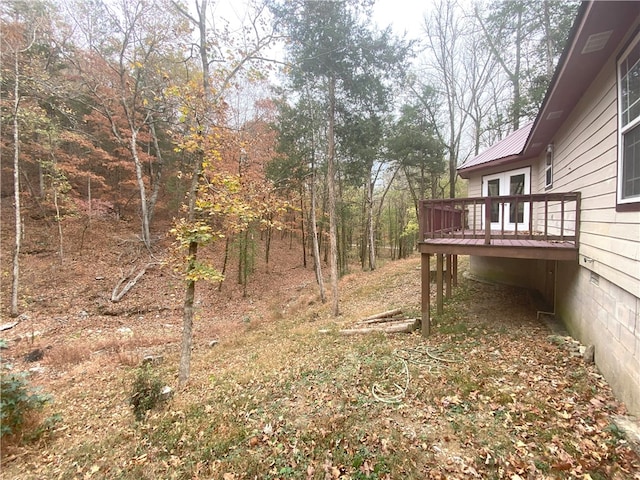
top-left (441, 198), bottom-right (446, 237)
top-left (472, 200), bottom-right (477, 237)
top-left (461, 200), bottom-right (467, 237)
top-left (544, 198), bottom-right (549, 240)
top-left (484, 197), bottom-right (491, 245)
top-left (419, 200), bottom-right (424, 241)
top-left (514, 196), bottom-right (519, 238)
top-left (430, 202), bottom-right (435, 239)
top-left (500, 201), bottom-right (505, 239)
top-left (528, 194), bottom-right (534, 238)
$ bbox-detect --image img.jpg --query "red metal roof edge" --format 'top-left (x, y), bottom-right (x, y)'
top-left (457, 154), bottom-right (522, 179)
top-left (457, 121), bottom-right (534, 177)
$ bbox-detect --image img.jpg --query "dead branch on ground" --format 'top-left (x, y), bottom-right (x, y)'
top-left (111, 263), bottom-right (158, 302)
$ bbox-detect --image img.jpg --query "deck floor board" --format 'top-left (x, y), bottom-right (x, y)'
top-left (419, 233), bottom-right (578, 260)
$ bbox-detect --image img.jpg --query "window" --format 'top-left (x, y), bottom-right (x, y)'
top-left (545, 144), bottom-right (553, 190)
top-left (510, 173), bottom-right (525, 223)
top-left (487, 178), bottom-right (500, 222)
top-left (617, 33), bottom-right (640, 207)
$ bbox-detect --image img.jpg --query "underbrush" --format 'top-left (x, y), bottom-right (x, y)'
top-left (0, 371), bottom-right (60, 451)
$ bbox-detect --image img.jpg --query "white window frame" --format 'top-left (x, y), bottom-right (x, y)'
top-left (617, 31), bottom-right (640, 206)
top-left (481, 167), bottom-right (531, 231)
top-left (545, 144), bottom-right (554, 190)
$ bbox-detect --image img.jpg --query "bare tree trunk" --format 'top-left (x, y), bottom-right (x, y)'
top-left (265, 224), bottom-right (272, 268)
top-left (511, 9), bottom-right (523, 130)
top-left (178, 161), bottom-right (201, 387)
top-left (299, 190), bottom-right (306, 268)
top-left (11, 49), bottom-right (21, 317)
top-left (367, 180), bottom-right (376, 270)
top-left (327, 75), bottom-right (339, 316)
top-left (54, 189), bottom-right (64, 262)
top-left (174, 0), bottom-right (210, 387)
top-left (219, 236), bottom-right (230, 292)
top-left (129, 129), bottom-right (152, 249)
top-left (448, 148), bottom-right (456, 199)
top-left (543, 0), bottom-right (554, 77)
top-left (475, 3), bottom-right (523, 131)
top-left (38, 160), bottom-right (45, 198)
top-left (87, 175), bottom-right (92, 223)
top-left (360, 187), bottom-right (367, 270)
top-left (178, 241), bottom-right (197, 386)
top-left (305, 85), bottom-right (324, 300)
top-left (374, 165), bottom-right (399, 237)
top-left (310, 173), bottom-right (326, 303)
top-left (147, 120), bottom-right (164, 226)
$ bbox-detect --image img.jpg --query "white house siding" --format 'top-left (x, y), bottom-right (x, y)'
top-left (547, 44), bottom-right (639, 298)
top-left (532, 31), bottom-right (640, 415)
top-left (464, 159), bottom-right (537, 231)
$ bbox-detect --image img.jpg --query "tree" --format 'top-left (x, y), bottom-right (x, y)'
top-left (65, 0), bottom-right (189, 248)
top-left (415, 0), bottom-right (495, 198)
top-left (1, 0), bottom-right (58, 316)
top-left (171, 0), bottom-right (281, 386)
top-left (270, 0), bottom-right (411, 313)
top-left (339, 112), bottom-right (386, 271)
top-left (475, 0), bottom-right (579, 129)
top-left (388, 103), bottom-right (446, 215)
top-left (271, 93), bottom-right (327, 301)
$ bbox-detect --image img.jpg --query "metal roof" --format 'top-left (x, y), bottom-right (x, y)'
top-left (458, 122), bottom-right (533, 177)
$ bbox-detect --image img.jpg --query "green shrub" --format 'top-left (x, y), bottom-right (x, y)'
top-left (129, 365), bottom-right (167, 421)
top-left (1, 371), bottom-right (58, 442)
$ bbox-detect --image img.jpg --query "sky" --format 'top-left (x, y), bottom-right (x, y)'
top-left (372, 0), bottom-right (427, 40)
top-left (212, 0), bottom-right (428, 42)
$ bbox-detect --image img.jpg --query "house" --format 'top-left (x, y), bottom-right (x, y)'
top-left (418, 1), bottom-right (640, 415)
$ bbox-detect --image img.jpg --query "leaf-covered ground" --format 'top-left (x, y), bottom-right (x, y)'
top-left (2, 221), bottom-right (639, 478)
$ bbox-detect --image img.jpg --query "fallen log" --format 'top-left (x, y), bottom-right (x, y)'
top-left (356, 315), bottom-right (407, 326)
top-left (0, 321), bottom-right (19, 332)
top-left (360, 308), bottom-right (403, 322)
top-left (340, 319), bottom-right (418, 335)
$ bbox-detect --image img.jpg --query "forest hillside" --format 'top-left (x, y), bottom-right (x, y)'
top-left (1, 201), bottom-right (639, 479)
top-left (4, 1), bottom-right (640, 477)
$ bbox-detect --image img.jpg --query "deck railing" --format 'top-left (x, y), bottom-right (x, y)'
top-left (419, 192), bottom-right (581, 246)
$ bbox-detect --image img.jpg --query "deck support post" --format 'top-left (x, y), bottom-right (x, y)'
top-left (436, 254), bottom-right (444, 315)
top-left (446, 254), bottom-right (452, 298)
top-left (421, 253), bottom-right (431, 336)
top-left (453, 255), bottom-right (458, 288)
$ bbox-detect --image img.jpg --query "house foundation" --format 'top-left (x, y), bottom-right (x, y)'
top-left (556, 263), bottom-right (640, 416)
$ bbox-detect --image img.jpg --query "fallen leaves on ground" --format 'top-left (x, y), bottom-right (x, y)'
top-left (1, 227), bottom-right (639, 479)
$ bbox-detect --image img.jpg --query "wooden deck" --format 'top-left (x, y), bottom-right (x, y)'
top-left (418, 193), bottom-right (581, 261)
top-left (418, 193), bottom-right (581, 336)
